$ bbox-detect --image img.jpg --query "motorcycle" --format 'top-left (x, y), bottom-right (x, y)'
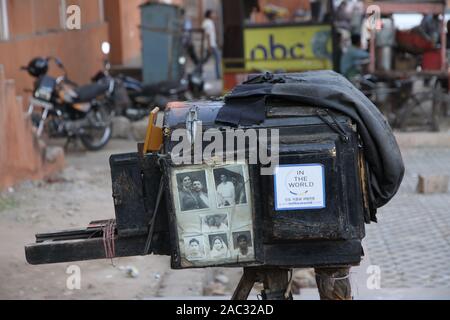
top-left (105, 73), bottom-right (189, 121)
top-left (22, 52), bottom-right (113, 151)
top-left (94, 42), bottom-right (205, 122)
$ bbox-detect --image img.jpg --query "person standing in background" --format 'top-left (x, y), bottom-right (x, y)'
top-left (335, 0), bottom-right (351, 31)
top-left (447, 20), bottom-right (450, 49)
top-left (202, 9), bottom-right (222, 79)
top-left (416, 14), bottom-right (441, 46)
top-left (349, 1), bottom-right (365, 36)
top-left (340, 34), bottom-right (369, 79)
top-left (181, 9), bottom-right (199, 65)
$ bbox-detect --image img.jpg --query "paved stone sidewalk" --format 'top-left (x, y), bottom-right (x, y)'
top-left (364, 147), bottom-right (450, 288)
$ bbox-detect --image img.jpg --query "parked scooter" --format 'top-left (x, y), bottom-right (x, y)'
top-left (22, 52), bottom-right (113, 151)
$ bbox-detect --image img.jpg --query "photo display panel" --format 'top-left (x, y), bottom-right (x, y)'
top-left (171, 161), bottom-right (255, 267)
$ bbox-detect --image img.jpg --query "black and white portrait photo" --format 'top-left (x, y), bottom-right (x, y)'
top-left (208, 234), bottom-right (230, 259)
top-left (213, 165), bottom-right (248, 208)
top-left (184, 236), bottom-right (206, 260)
top-left (176, 170), bottom-right (210, 212)
top-left (232, 231), bottom-right (254, 259)
top-left (201, 213), bottom-right (229, 233)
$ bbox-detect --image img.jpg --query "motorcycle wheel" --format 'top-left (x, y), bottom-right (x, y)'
top-left (79, 104), bottom-right (112, 151)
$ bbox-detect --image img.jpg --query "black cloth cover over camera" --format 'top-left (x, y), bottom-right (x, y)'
top-left (216, 71), bottom-right (405, 211)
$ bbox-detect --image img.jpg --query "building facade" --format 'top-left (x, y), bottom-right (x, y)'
top-left (0, 0), bottom-right (109, 96)
top-left (0, 0), bottom-right (191, 92)
top-left (0, 0), bottom-right (189, 190)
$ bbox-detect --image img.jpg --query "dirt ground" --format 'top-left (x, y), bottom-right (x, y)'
top-left (0, 139), bottom-right (247, 300)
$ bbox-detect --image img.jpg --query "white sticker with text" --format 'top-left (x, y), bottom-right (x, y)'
top-left (274, 164), bottom-right (325, 211)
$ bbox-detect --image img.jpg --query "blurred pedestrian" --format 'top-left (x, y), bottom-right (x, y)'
top-left (447, 20), bottom-right (450, 49)
top-left (349, 1), bottom-right (364, 36)
top-left (202, 9), bottom-right (221, 79)
top-left (416, 14), bottom-right (441, 46)
top-left (340, 34), bottom-right (369, 79)
top-left (335, 0), bottom-right (351, 30)
top-left (181, 9), bottom-right (199, 65)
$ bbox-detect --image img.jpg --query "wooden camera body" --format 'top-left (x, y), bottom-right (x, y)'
top-left (25, 100), bottom-right (371, 270)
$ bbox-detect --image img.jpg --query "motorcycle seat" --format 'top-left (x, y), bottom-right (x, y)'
top-left (142, 80), bottom-right (186, 96)
top-left (74, 82), bottom-right (110, 102)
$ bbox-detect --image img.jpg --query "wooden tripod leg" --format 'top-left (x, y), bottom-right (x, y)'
top-left (314, 267), bottom-right (352, 300)
top-left (261, 268), bottom-right (293, 300)
top-left (232, 268), bottom-right (293, 301)
top-left (231, 268), bottom-right (258, 300)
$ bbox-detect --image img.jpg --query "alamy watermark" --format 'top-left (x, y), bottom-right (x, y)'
top-left (170, 121), bottom-right (279, 175)
top-left (365, 5), bottom-right (382, 32)
top-left (66, 265), bottom-right (81, 290)
top-left (66, 5), bottom-right (81, 30)
top-left (366, 265), bottom-right (381, 290)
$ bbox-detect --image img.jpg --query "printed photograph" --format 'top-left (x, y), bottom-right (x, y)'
top-left (176, 170), bottom-right (210, 212)
top-left (201, 213), bottom-right (229, 233)
top-left (184, 236), bottom-right (206, 261)
top-left (232, 231), bottom-right (254, 259)
top-left (213, 165), bottom-right (248, 208)
top-left (208, 234), bottom-right (230, 259)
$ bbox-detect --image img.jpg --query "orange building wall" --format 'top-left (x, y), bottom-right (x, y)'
top-left (0, 0), bottom-right (108, 99)
top-left (118, 0), bottom-right (146, 66)
top-left (2, 0), bottom-right (190, 92)
top-left (0, 66), bottom-right (65, 190)
top-left (7, 0), bottom-right (103, 37)
top-left (0, 0), bottom-right (188, 189)
top-left (0, 24), bottom-right (108, 99)
top-left (105, 0), bottom-right (185, 67)
top-left (105, 0), bottom-right (147, 66)
top-left (0, 0), bottom-right (192, 103)
top-left (0, 0), bottom-right (105, 189)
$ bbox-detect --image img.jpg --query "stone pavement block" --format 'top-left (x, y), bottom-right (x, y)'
top-left (395, 132), bottom-right (450, 149)
top-left (111, 116), bottom-right (133, 140)
top-left (131, 117), bottom-right (149, 141)
top-left (417, 175), bottom-right (449, 194)
top-left (156, 269), bottom-right (207, 298)
top-left (151, 288), bottom-right (450, 300)
top-left (365, 147), bottom-right (450, 289)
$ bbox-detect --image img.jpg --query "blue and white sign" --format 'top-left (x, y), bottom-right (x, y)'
top-left (274, 164), bottom-right (326, 211)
